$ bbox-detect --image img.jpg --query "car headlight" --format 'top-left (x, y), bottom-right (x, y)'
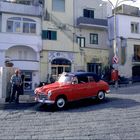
top-left (48, 90), bottom-right (52, 98)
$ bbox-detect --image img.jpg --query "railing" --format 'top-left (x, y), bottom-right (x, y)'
top-left (44, 11), bottom-right (77, 42)
top-left (0, 1), bottom-right (42, 16)
top-left (77, 17), bottom-right (108, 29)
top-left (51, 14), bottom-right (76, 42)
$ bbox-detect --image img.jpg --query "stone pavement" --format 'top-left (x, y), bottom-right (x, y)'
top-left (0, 84), bottom-right (140, 139)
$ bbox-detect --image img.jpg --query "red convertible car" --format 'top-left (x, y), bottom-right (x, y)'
top-left (34, 72), bottom-right (110, 109)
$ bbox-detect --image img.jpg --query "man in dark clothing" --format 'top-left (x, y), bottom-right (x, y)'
top-left (20, 74), bottom-right (25, 95)
top-left (9, 69), bottom-right (22, 103)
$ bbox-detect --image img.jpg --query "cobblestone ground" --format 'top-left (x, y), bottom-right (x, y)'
top-left (0, 85), bottom-right (140, 139)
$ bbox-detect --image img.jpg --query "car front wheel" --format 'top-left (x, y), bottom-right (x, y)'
top-left (97, 91), bottom-right (105, 101)
top-left (55, 97), bottom-right (66, 109)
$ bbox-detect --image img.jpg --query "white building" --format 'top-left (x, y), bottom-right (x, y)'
top-left (108, 4), bottom-right (140, 79)
top-left (0, 0), bottom-right (42, 91)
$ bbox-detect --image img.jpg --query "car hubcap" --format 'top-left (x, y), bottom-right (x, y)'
top-left (98, 91), bottom-right (105, 100)
top-left (57, 98), bottom-right (65, 108)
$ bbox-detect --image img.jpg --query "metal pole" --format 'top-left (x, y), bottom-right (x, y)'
top-left (113, 7), bottom-right (117, 57)
top-left (113, 0), bottom-right (119, 89)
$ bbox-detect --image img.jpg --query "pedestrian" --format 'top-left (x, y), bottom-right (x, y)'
top-left (20, 73), bottom-right (25, 95)
top-left (9, 69), bottom-right (22, 104)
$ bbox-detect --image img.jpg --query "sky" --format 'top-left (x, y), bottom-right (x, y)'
top-left (102, 0), bottom-right (140, 8)
top-left (124, 0), bottom-right (140, 8)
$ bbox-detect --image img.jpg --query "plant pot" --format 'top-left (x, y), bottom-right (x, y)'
top-left (5, 62), bottom-right (14, 67)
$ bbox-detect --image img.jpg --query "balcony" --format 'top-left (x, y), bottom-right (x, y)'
top-left (11, 60), bottom-right (39, 71)
top-left (77, 17), bottom-right (108, 30)
top-left (0, 1), bottom-right (42, 16)
top-left (0, 32), bottom-right (42, 52)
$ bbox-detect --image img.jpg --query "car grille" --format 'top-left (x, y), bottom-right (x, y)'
top-left (38, 93), bottom-right (48, 100)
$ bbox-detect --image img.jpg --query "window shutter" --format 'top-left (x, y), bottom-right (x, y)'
top-left (51, 31), bottom-right (57, 40)
top-left (42, 30), bottom-right (47, 39)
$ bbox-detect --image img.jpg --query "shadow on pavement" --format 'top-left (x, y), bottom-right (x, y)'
top-left (34, 97), bottom-right (140, 112)
top-left (35, 103), bottom-right (57, 112)
top-left (0, 102), bottom-right (37, 111)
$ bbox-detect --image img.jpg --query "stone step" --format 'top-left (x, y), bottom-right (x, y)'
top-left (19, 95), bottom-right (35, 103)
top-left (0, 95), bottom-right (35, 104)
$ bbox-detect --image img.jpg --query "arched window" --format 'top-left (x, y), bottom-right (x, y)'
top-left (7, 17), bottom-right (36, 34)
top-left (52, 58), bottom-right (71, 65)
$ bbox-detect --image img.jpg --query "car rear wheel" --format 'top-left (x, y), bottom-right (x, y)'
top-left (97, 91), bottom-right (105, 101)
top-left (55, 97), bottom-right (66, 109)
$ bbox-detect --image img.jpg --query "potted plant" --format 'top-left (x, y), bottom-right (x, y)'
top-left (5, 60), bottom-right (14, 67)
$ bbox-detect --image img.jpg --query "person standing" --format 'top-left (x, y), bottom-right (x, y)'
top-left (9, 69), bottom-right (22, 104)
top-left (20, 73), bottom-right (25, 95)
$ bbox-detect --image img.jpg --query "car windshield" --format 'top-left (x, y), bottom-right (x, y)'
top-left (58, 74), bottom-right (73, 83)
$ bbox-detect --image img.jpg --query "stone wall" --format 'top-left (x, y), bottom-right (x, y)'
top-left (0, 67), bottom-right (15, 100)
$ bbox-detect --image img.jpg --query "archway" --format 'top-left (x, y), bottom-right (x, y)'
top-left (5, 45), bottom-right (38, 91)
top-left (5, 45), bottom-right (37, 61)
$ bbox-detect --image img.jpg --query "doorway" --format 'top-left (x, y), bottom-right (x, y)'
top-left (21, 71), bottom-right (32, 91)
top-left (51, 58), bottom-right (71, 80)
top-left (87, 63), bottom-right (102, 76)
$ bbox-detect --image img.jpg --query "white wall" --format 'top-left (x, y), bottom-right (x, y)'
top-left (0, 13), bottom-right (42, 53)
top-left (117, 15), bottom-right (140, 39)
top-left (108, 14), bottom-right (140, 39)
top-left (0, 67), bottom-right (15, 99)
top-left (74, 0), bottom-right (110, 23)
top-left (108, 14), bottom-right (140, 77)
top-left (0, 32), bottom-right (42, 52)
top-left (0, 12), bottom-right (42, 89)
top-left (12, 61), bottom-right (39, 71)
top-left (2, 13), bottom-right (41, 35)
top-left (76, 28), bottom-right (108, 49)
top-left (45, 0), bottom-right (74, 25)
top-left (0, 50), bottom-right (5, 67)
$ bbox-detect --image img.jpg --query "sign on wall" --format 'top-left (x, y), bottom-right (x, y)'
top-left (48, 51), bottom-right (74, 62)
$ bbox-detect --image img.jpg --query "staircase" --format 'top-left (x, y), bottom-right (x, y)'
top-left (44, 10), bottom-right (77, 43)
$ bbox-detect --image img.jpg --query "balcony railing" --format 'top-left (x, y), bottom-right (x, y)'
top-left (77, 17), bottom-right (108, 29)
top-left (0, 1), bottom-right (42, 16)
top-left (11, 60), bottom-right (39, 71)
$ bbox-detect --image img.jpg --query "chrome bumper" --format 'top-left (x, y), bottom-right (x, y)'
top-left (106, 90), bottom-right (110, 94)
top-left (35, 97), bottom-right (55, 104)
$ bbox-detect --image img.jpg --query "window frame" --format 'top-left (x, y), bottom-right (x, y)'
top-left (88, 76), bottom-right (95, 82)
top-left (77, 36), bottom-right (85, 47)
top-left (52, 0), bottom-right (65, 12)
top-left (90, 33), bottom-right (98, 45)
top-left (83, 9), bottom-right (94, 18)
top-left (7, 20), bottom-right (14, 32)
top-left (6, 17), bottom-right (36, 34)
top-left (131, 22), bottom-right (139, 34)
top-left (42, 30), bottom-right (57, 40)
